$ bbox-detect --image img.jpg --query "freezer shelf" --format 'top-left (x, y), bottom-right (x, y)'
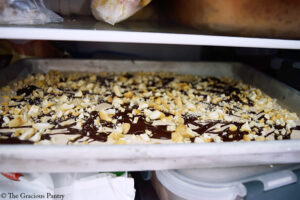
top-left (0, 17), bottom-right (300, 49)
top-left (0, 59), bottom-right (299, 172)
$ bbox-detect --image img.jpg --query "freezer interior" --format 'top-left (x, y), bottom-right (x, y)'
top-left (0, 1), bottom-right (300, 199)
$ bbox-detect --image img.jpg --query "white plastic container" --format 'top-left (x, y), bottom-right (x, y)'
top-left (153, 165), bottom-right (300, 200)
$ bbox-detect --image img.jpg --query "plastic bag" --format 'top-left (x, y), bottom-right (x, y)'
top-left (91, 0), bottom-right (152, 25)
top-left (0, 0), bottom-right (63, 24)
top-left (0, 172), bottom-right (135, 200)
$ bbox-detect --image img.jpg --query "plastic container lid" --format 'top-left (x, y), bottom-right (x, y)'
top-left (156, 170), bottom-right (246, 200)
top-left (156, 165), bottom-right (300, 200)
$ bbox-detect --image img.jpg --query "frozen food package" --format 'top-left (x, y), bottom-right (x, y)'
top-left (91, 0), bottom-right (152, 25)
top-left (163, 0), bottom-right (300, 38)
top-left (0, 0), bottom-right (63, 24)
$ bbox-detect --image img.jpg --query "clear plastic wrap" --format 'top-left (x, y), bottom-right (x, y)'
top-left (91, 0), bottom-right (152, 25)
top-left (0, 0), bottom-right (63, 24)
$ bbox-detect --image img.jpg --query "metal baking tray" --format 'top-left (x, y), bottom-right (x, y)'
top-left (0, 59), bottom-right (299, 172)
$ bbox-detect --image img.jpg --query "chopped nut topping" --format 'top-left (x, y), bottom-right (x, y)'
top-left (108, 131), bottom-right (123, 141)
top-left (99, 110), bottom-right (112, 122)
top-left (0, 71), bottom-right (298, 144)
top-left (33, 123), bottom-right (54, 131)
top-left (138, 102), bottom-right (148, 110)
top-left (150, 110), bottom-right (162, 120)
top-left (122, 123), bottom-right (131, 134)
top-left (140, 133), bottom-right (150, 142)
top-left (74, 90), bottom-right (83, 97)
top-left (19, 129), bottom-right (36, 140)
top-left (240, 122), bottom-right (251, 132)
top-left (229, 125), bottom-right (237, 132)
top-left (171, 131), bottom-right (184, 142)
top-left (8, 116), bottom-right (23, 127)
top-left (113, 85), bottom-right (122, 97)
top-left (124, 91), bottom-right (134, 98)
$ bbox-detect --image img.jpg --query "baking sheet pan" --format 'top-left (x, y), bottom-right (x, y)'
top-left (0, 59), bottom-right (299, 172)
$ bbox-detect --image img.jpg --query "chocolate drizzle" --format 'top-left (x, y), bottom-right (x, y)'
top-left (184, 115), bottom-right (259, 142)
top-left (0, 136), bottom-right (33, 144)
top-left (0, 72), bottom-right (299, 144)
top-left (0, 130), bottom-right (33, 144)
top-left (41, 104), bottom-right (173, 143)
top-left (16, 85), bottom-right (39, 96)
top-left (0, 116), bottom-right (3, 128)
